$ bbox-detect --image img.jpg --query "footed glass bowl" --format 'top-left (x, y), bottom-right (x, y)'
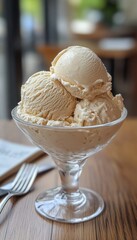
top-left (12, 107), bottom-right (127, 223)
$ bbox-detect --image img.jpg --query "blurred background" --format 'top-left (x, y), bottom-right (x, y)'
top-left (0, 0), bottom-right (137, 119)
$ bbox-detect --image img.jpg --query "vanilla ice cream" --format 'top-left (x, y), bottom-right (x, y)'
top-left (17, 46), bottom-right (124, 127)
top-left (18, 71), bottom-right (76, 124)
top-left (51, 46), bottom-right (112, 100)
top-left (74, 92), bottom-right (123, 126)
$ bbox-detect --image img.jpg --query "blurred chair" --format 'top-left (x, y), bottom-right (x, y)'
top-left (36, 45), bottom-right (64, 70)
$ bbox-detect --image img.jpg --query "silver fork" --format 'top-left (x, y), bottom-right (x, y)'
top-left (0, 163), bottom-right (38, 213)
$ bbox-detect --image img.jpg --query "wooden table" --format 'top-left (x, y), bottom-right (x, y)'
top-left (71, 24), bottom-right (137, 41)
top-left (0, 119), bottom-right (137, 240)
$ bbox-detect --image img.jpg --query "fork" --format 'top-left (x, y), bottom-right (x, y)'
top-left (0, 163), bottom-right (38, 213)
top-left (0, 162), bottom-right (55, 197)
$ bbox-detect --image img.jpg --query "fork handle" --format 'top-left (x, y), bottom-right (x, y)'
top-left (0, 193), bottom-right (13, 213)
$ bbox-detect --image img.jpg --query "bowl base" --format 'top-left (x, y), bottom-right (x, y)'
top-left (35, 187), bottom-right (104, 223)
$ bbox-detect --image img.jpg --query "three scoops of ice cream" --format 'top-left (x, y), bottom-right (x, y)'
top-left (17, 46), bottom-right (124, 127)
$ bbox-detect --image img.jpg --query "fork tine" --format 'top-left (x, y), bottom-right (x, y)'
top-left (0, 164), bottom-right (38, 213)
top-left (11, 164), bottom-right (30, 191)
top-left (14, 165), bottom-right (38, 193)
top-left (22, 166), bottom-right (38, 193)
top-left (11, 164), bottom-right (28, 189)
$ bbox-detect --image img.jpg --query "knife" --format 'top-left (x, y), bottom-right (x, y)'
top-left (0, 162), bottom-right (55, 197)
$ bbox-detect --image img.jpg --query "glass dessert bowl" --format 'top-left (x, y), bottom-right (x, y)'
top-left (12, 107), bottom-right (127, 223)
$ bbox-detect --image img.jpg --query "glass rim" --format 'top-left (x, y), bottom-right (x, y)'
top-left (11, 106), bottom-right (128, 131)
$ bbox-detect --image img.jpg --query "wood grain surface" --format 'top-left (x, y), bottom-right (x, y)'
top-left (0, 119), bottom-right (137, 240)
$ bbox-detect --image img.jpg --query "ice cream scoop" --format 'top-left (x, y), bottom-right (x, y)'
top-left (18, 71), bottom-right (76, 122)
top-left (51, 46), bottom-right (112, 100)
top-left (74, 92), bottom-right (124, 126)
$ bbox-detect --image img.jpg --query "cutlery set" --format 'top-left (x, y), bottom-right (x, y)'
top-left (0, 162), bottom-right (55, 213)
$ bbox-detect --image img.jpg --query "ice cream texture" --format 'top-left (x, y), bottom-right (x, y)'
top-left (17, 45), bottom-right (124, 126)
